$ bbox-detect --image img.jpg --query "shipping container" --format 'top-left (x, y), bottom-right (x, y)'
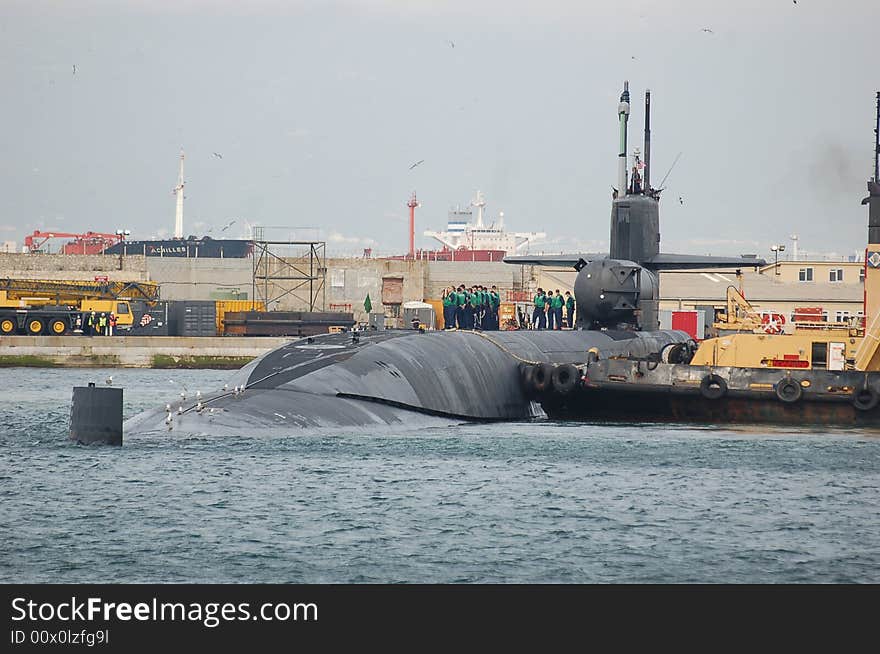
top-left (127, 301), bottom-right (171, 336)
top-left (168, 300), bottom-right (218, 337)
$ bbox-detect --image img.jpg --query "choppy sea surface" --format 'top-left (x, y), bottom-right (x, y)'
top-left (2, 367), bottom-right (879, 584)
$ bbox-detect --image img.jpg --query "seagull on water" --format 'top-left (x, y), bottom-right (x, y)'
top-left (105, 376), bottom-right (113, 385)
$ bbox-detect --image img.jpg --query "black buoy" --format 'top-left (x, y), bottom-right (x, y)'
top-left (69, 382), bottom-right (123, 446)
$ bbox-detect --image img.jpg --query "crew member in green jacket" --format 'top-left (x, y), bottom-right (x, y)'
top-left (489, 285), bottom-right (500, 330)
top-left (456, 285), bottom-right (467, 329)
top-left (532, 288), bottom-right (546, 330)
top-left (442, 286), bottom-right (457, 329)
top-left (469, 286), bottom-right (482, 330)
top-left (565, 291), bottom-right (575, 329)
top-left (550, 290), bottom-right (564, 330)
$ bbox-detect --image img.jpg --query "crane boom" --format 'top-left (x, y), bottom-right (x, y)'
top-left (0, 278), bottom-right (160, 303)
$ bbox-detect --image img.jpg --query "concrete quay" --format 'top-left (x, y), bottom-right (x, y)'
top-left (0, 335), bottom-right (291, 368)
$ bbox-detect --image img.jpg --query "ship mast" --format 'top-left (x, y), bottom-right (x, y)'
top-left (407, 192), bottom-right (419, 258)
top-left (173, 150), bottom-right (185, 239)
top-left (471, 190), bottom-right (486, 228)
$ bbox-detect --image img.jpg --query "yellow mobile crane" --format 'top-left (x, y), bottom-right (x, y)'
top-left (0, 278), bottom-right (160, 335)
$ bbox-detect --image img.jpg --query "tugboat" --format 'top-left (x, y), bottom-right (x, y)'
top-left (519, 91), bottom-right (880, 426)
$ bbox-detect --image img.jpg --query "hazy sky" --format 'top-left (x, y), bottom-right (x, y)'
top-left (1, 0), bottom-right (877, 257)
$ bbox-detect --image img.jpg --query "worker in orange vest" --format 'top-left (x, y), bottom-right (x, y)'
top-left (108, 313), bottom-right (117, 336)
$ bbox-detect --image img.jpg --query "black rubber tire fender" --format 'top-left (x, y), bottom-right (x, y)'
top-left (551, 363), bottom-right (580, 395)
top-left (532, 363), bottom-right (555, 394)
top-left (775, 378), bottom-right (803, 403)
top-left (519, 363), bottom-right (537, 398)
top-left (852, 384), bottom-right (880, 412)
top-left (699, 373), bottom-right (727, 400)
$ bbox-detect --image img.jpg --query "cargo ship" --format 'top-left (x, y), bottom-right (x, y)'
top-left (420, 191), bottom-right (546, 257)
top-left (102, 236), bottom-right (252, 258)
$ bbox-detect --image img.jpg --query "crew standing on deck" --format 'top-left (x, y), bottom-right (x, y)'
top-left (489, 286), bottom-right (500, 330)
top-left (565, 291), bottom-right (575, 329)
top-left (546, 291), bottom-right (556, 330)
top-left (469, 286), bottom-right (481, 330)
top-left (551, 290), bottom-right (564, 330)
top-left (456, 285), bottom-right (466, 329)
top-left (442, 286), bottom-right (457, 330)
top-left (532, 288), bottom-right (546, 330)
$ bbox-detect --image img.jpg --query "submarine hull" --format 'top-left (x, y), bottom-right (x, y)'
top-left (125, 328), bottom-right (691, 436)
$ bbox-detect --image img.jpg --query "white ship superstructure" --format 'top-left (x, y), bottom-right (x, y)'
top-left (423, 191), bottom-right (545, 255)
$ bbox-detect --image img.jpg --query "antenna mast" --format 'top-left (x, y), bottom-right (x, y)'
top-left (617, 81), bottom-right (631, 195)
top-left (173, 150), bottom-right (185, 239)
top-left (874, 91), bottom-right (879, 183)
top-left (644, 89), bottom-right (651, 192)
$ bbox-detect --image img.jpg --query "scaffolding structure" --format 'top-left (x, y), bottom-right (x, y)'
top-left (251, 227), bottom-right (326, 311)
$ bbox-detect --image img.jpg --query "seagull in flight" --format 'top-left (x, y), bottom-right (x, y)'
top-left (72, 64), bottom-right (76, 75)
top-left (221, 219), bottom-right (236, 232)
top-left (447, 40), bottom-right (455, 48)
top-left (212, 152), bottom-right (223, 159)
top-left (409, 159), bottom-right (425, 170)
top-left (679, 196), bottom-right (684, 205)
top-left (701, 27), bottom-right (714, 34)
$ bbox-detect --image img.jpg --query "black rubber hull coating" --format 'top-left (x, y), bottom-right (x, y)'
top-left (125, 328), bottom-right (690, 435)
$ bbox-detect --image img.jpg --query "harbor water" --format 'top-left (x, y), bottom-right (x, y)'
top-left (2, 367), bottom-right (879, 584)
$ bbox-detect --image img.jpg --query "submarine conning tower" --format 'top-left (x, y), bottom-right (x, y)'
top-left (609, 195), bottom-right (660, 262)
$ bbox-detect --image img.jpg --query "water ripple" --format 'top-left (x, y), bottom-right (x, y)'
top-left (2, 367), bottom-right (879, 583)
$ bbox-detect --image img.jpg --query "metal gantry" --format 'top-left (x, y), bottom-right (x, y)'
top-left (251, 227), bottom-right (326, 311)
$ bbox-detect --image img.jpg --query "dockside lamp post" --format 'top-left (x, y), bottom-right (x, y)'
top-left (116, 229), bottom-right (130, 270)
top-left (771, 244), bottom-right (785, 275)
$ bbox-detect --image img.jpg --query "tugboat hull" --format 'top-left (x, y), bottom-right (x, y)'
top-left (530, 358), bottom-right (880, 426)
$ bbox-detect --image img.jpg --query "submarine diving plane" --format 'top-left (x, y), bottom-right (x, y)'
top-left (125, 82), bottom-right (765, 435)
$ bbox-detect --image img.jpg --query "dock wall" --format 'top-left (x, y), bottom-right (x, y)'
top-left (0, 335), bottom-right (290, 368)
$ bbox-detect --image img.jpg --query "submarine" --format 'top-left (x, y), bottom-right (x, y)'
top-left (124, 81), bottom-right (766, 436)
